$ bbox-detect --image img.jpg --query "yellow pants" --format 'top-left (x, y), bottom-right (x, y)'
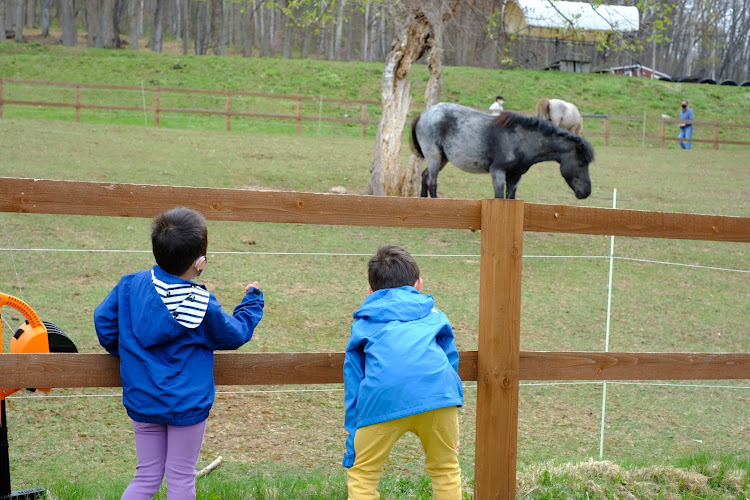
top-left (347, 406), bottom-right (461, 500)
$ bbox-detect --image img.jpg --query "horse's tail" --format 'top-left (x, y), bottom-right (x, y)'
top-left (536, 97), bottom-right (550, 120)
top-left (410, 113), bottom-right (424, 159)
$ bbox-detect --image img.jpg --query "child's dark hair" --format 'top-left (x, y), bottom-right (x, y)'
top-left (151, 207), bottom-right (208, 276)
top-left (367, 245), bottom-right (420, 291)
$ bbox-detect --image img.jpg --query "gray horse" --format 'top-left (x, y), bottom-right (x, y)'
top-left (410, 102), bottom-right (594, 199)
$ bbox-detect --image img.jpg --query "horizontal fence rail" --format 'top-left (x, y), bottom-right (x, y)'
top-left (1, 178), bottom-right (748, 242)
top-left (1, 176), bottom-right (748, 499)
top-left (0, 78), bottom-right (381, 137)
top-left (3, 351), bottom-right (750, 389)
top-left (2, 78), bottom-right (750, 147)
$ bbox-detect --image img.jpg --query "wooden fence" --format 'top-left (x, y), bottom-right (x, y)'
top-left (0, 78), bottom-right (380, 137)
top-left (1, 176), bottom-right (749, 499)
top-left (2, 78), bottom-right (750, 148)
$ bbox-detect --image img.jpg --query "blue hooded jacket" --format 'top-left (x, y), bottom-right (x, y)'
top-left (94, 265), bottom-right (264, 426)
top-left (342, 286), bottom-right (463, 468)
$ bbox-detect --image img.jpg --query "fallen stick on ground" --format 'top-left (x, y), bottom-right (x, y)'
top-left (197, 456), bottom-right (223, 478)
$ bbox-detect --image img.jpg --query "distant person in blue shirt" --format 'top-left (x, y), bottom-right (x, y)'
top-left (95, 207), bottom-right (264, 500)
top-left (343, 245), bottom-right (464, 500)
top-left (678, 99), bottom-right (694, 149)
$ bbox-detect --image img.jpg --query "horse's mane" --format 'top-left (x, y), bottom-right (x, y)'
top-left (494, 112), bottom-right (594, 163)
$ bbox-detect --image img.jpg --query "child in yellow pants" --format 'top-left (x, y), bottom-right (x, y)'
top-left (343, 245), bottom-right (464, 499)
top-left (348, 406), bottom-right (461, 499)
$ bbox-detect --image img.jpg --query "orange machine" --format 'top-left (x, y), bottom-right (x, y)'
top-left (0, 293), bottom-right (77, 500)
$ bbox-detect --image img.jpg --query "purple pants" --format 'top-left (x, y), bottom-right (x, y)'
top-left (121, 419), bottom-right (207, 500)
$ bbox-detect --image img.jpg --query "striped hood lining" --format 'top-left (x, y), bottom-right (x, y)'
top-left (151, 269), bottom-right (210, 328)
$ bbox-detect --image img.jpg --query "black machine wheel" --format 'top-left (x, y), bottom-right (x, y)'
top-left (42, 322), bottom-right (78, 353)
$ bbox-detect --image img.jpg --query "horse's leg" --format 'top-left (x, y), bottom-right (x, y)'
top-left (421, 159), bottom-right (446, 198)
top-left (421, 164), bottom-right (439, 198)
top-left (505, 173), bottom-right (522, 199)
top-left (504, 166), bottom-right (531, 199)
top-left (489, 167), bottom-right (507, 199)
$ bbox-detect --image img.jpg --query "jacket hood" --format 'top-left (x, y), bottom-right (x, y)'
top-left (129, 266), bottom-right (205, 348)
top-left (352, 286), bottom-right (435, 323)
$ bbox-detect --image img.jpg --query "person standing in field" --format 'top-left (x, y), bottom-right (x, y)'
top-left (678, 99), bottom-right (695, 149)
top-left (343, 245), bottom-right (464, 500)
top-left (489, 95), bottom-right (504, 115)
top-left (94, 207), bottom-right (264, 500)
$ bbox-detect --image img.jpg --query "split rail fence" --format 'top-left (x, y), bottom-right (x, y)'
top-left (2, 78), bottom-right (750, 148)
top-left (1, 176), bottom-right (749, 499)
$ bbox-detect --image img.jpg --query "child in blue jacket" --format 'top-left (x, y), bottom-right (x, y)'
top-left (94, 207), bottom-right (264, 500)
top-left (343, 245), bottom-right (463, 499)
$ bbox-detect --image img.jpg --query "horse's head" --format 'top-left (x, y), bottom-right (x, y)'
top-left (560, 137), bottom-right (594, 199)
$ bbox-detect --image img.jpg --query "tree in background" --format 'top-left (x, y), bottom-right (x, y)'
top-left (6, 1), bottom-right (748, 82)
top-left (368, 0), bottom-right (457, 197)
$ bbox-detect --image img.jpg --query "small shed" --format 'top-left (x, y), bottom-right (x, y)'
top-left (545, 59), bottom-right (591, 73)
top-left (604, 64), bottom-right (671, 80)
top-left (503, 0), bottom-right (640, 42)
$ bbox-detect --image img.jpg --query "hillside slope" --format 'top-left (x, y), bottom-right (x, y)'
top-left (2, 42), bottom-right (749, 124)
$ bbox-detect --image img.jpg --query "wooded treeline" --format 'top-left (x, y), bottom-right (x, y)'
top-left (2, 0), bottom-right (750, 83)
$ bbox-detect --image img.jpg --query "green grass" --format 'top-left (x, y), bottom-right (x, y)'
top-left (3, 41), bottom-right (750, 146)
top-left (0, 44), bottom-right (749, 499)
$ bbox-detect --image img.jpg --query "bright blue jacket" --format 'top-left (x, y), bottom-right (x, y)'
top-left (342, 286), bottom-right (463, 468)
top-left (94, 265), bottom-right (264, 426)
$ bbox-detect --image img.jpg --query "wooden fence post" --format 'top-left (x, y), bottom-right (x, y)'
top-left (604, 117), bottom-right (610, 147)
top-left (360, 103), bottom-right (367, 138)
top-left (75, 86), bottom-right (81, 123)
top-left (475, 199), bottom-right (524, 500)
top-left (296, 98), bottom-right (302, 135)
top-left (226, 93), bottom-right (232, 132)
top-left (154, 89), bottom-right (161, 128)
top-left (659, 122), bottom-right (666, 148)
top-left (713, 125), bottom-right (719, 150)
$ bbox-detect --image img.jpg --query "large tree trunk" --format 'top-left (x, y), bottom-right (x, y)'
top-left (180, 0), bottom-right (189, 54)
top-left (368, 9), bottom-right (431, 196)
top-left (26, 0), bottom-right (36, 28)
top-left (150, 0), bottom-right (166, 52)
top-left (402, 24), bottom-right (444, 197)
top-left (85, 0), bottom-right (97, 46)
top-left (0, 0), bottom-right (6, 40)
top-left (240, 2), bottom-right (253, 57)
top-left (368, 2), bottom-right (452, 197)
top-left (98, 0), bottom-right (116, 48)
top-left (195, 0), bottom-right (209, 54)
top-left (128, 0), bottom-right (139, 49)
top-left (60, 0), bottom-right (77, 46)
top-left (13, 0), bottom-right (25, 42)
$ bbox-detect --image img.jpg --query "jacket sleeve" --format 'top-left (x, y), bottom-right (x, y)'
top-left (94, 286), bottom-right (121, 357)
top-left (342, 333), bottom-right (366, 468)
top-left (436, 317), bottom-right (459, 372)
top-left (205, 288), bottom-right (265, 350)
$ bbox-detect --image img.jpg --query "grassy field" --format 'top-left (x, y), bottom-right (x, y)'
top-left (0, 42), bottom-right (749, 499)
top-left (3, 40), bottom-right (750, 147)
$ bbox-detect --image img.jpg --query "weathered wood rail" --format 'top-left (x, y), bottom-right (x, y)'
top-left (3, 79), bottom-right (750, 147)
top-left (1, 177), bottom-right (749, 499)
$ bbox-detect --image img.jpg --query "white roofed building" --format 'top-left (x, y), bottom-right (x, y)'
top-left (502, 0), bottom-right (640, 72)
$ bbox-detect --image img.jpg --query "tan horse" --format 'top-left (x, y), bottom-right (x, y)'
top-left (536, 98), bottom-right (584, 136)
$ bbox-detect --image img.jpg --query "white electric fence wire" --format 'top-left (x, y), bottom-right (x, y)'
top-left (0, 248), bottom-right (747, 273)
top-left (9, 380), bottom-right (750, 401)
top-left (600, 188), bottom-right (617, 460)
